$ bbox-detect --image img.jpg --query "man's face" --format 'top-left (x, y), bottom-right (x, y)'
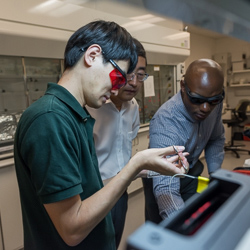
top-left (114, 56), bottom-right (147, 102)
top-left (181, 74), bottom-right (224, 121)
top-left (86, 58), bottom-right (129, 109)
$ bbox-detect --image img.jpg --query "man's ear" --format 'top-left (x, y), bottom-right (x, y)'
top-left (180, 79), bottom-right (185, 93)
top-left (84, 44), bottom-right (102, 66)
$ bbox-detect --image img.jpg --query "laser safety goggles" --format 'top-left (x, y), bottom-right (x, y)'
top-left (80, 47), bottom-right (127, 91)
top-left (108, 59), bottom-right (127, 90)
top-left (185, 84), bottom-right (225, 106)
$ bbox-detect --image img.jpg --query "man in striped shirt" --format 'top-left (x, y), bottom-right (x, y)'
top-left (148, 59), bottom-right (225, 220)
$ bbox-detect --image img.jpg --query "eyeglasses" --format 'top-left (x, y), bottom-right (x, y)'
top-left (127, 72), bottom-right (149, 82)
top-left (185, 84), bottom-right (225, 105)
top-left (108, 59), bottom-right (127, 90)
top-left (81, 48), bottom-right (127, 91)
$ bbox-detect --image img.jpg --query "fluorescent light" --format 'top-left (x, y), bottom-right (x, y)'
top-left (123, 21), bottom-right (154, 32)
top-left (131, 14), bottom-right (165, 24)
top-left (29, 0), bottom-right (62, 14)
top-left (122, 21), bottom-right (142, 28)
top-left (59, 0), bottom-right (89, 4)
top-left (49, 4), bottom-right (83, 17)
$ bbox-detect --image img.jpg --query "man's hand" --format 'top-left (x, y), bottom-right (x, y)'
top-left (129, 146), bottom-right (189, 177)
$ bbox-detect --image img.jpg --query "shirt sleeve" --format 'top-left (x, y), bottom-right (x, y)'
top-left (205, 103), bottom-right (225, 173)
top-left (153, 175), bottom-right (185, 219)
top-left (20, 112), bottom-right (83, 204)
top-left (149, 108), bottom-right (186, 218)
top-left (149, 108), bottom-right (185, 148)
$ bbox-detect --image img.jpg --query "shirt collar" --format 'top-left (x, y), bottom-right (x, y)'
top-left (104, 98), bottom-right (134, 111)
top-left (46, 83), bottom-right (90, 120)
top-left (176, 91), bottom-right (196, 123)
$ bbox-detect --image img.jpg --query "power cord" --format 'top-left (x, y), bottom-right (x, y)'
top-left (147, 172), bottom-right (210, 211)
top-left (169, 174), bottom-right (210, 211)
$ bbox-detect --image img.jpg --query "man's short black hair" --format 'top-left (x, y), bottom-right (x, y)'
top-left (64, 20), bottom-right (137, 73)
top-left (133, 38), bottom-right (147, 63)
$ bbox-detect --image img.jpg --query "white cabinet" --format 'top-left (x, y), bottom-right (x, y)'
top-left (0, 161), bottom-right (23, 250)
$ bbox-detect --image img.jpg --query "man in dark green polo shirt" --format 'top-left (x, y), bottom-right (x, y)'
top-left (14, 20), bottom-right (188, 249)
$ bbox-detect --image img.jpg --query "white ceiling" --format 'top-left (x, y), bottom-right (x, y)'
top-left (79, 0), bottom-right (226, 39)
top-left (80, 0), bottom-right (246, 40)
top-left (0, 0), bottom-right (227, 40)
top-left (59, 0), bottom-right (226, 39)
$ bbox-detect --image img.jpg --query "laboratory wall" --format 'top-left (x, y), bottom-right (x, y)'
top-left (185, 33), bottom-right (216, 68)
top-left (215, 37), bottom-right (250, 109)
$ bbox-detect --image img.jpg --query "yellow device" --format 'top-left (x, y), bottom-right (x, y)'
top-left (197, 176), bottom-right (210, 193)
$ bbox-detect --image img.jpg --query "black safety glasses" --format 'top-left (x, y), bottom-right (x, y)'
top-left (185, 84), bottom-right (224, 105)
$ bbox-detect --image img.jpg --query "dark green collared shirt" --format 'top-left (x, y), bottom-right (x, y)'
top-left (14, 83), bottom-right (115, 250)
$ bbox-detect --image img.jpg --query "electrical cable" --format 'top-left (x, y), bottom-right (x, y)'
top-left (147, 171), bottom-right (210, 212)
top-left (169, 174), bottom-right (209, 211)
top-left (169, 174), bottom-right (197, 210)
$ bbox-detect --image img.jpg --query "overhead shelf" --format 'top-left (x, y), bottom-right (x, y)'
top-left (232, 70), bottom-right (250, 74)
top-left (229, 84), bottom-right (250, 87)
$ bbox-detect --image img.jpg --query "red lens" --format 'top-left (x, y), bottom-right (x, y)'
top-left (109, 68), bottom-right (126, 90)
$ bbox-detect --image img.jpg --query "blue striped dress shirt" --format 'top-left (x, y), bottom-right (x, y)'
top-left (149, 91), bottom-right (225, 219)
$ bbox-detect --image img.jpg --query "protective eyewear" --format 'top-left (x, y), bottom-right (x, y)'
top-left (185, 84), bottom-right (224, 105)
top-left (127, 72), bottom-right (149, 82)
top-left (108, 59), bottom-right (127, 90)
top-left (80, 47), bottom-right (127, 91)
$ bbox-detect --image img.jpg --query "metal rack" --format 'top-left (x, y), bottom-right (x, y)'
top-left (0, 55), bottom-right (63, 149)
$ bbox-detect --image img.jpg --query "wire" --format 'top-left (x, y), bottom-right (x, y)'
top-left (169, 174), bottom-right (198, 211)
top-left (148, 172), bottom-right (209, 212)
